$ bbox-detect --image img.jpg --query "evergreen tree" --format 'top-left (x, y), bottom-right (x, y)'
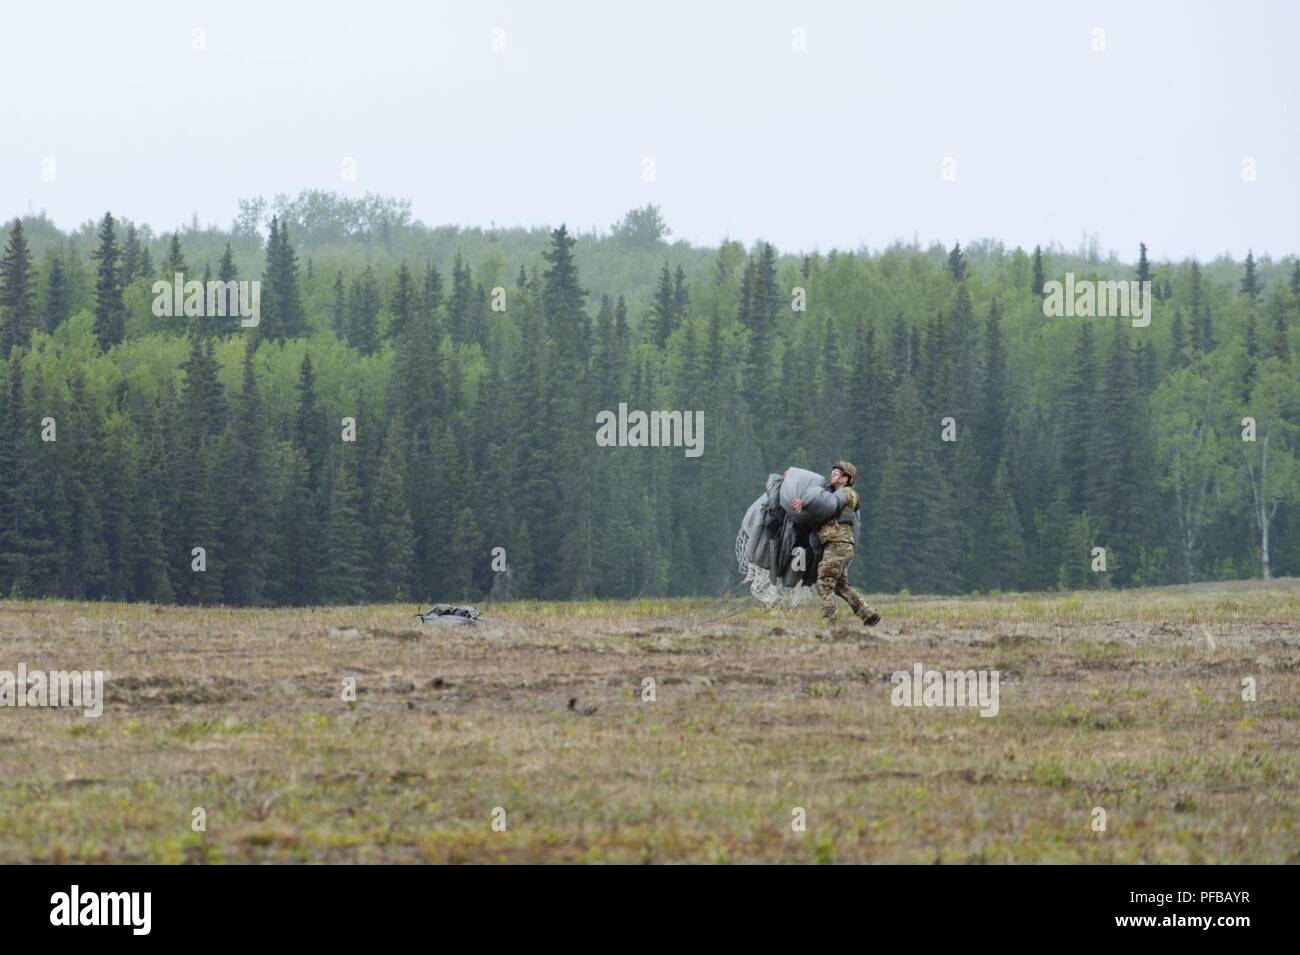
top-left (870, 379), bottom-right (960, 593)
top-left (975, 298), bottom-right (1008, 488)
top-left (1031, 244), bottom-right (1045, 295)
top-left (1060, 324), bottom-right (1096, 514)
top-left (218, 243), bottom-right (238, 284)
top-left (220, 341), bottom-right (274, 604)
top-left (347, 267), bottom-right (381, 354)
top-left (673, 264), bottom-right (690, 326)
top-left (162, 232), bottom-right (188, 276)
top-left (652, 262), bottom-right (675, 347)
top-left (389, 262), bottom-right (417, 342)
top-left (1241, 249), bottom-right (1260, 302)
top-left (0, 361), bottom-right (49, 595)
top-left (0, 220), bottom-right (37, 357)
top-left (1136, 242), bottom-right (1152, 286)
top-left (174, 334), bottom-right (226, 603)
top-left (973, 459), bottom-right (1025, 591)
top-left (258, 217), bottom-right (307, 342)
top-left (368, 436), bottom-right (415, 601)
top-left (320, 455), bottom-right (368, 604)
top-left (1085, 321), bottom-right (1144, 584)
top-left (448, 252), bottom-right (473, 342)
top-left (1268, 290), bottom-right (1291, 362)
top-left (330, 271), bottom-right (347, 339)
top-left (1168, 309), bottom-right (1188, 370)
top-left (1188, 261), bottom-right (1215, 353)
top-left (91, 213), bottom-right (125, 350)
top-left (43, 253), bottom-right (71, 333)
top-left (54, 373), bottom-right (108, 598)
top-left (947, 242), bottom-right (966, 281)
top-left (425, 262), bottom-right (445, 311)
top-left (121, 223), bottom-right (142, 285)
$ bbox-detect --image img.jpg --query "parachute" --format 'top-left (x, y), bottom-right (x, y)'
top-left (735, 467), bottom-right (844, 605)
top-left (415, 604), bottom-right (482, 626)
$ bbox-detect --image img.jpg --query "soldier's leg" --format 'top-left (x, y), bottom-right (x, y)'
top-left (815, 546), bottom-right (847, 622)
top-left (835, 577), bottom-right (878, 621)
top-left (833, 557), bottom-right (881, 625)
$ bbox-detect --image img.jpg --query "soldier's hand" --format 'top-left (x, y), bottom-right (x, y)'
top-left (792, 498), bottom-right (803, 512)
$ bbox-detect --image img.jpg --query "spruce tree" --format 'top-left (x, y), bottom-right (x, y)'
top-left (1168, 309), bottom-right (1188, 370)
top-left (321, 455), bottom-right (368, 604)
top-left (368, 437), bottom-right (415, 601)
top-left (449, 252), bottom-right (473, 342)
top-left (0, 361), bottom-right (47, 594)
top-left (121, 223), bottom-right (142, 285)
top-left (220, 341), bottom-right (273, 604)
top-left (43, 254), bottom-right (71, 333)
top-left (425, 262), bottom-right (445, 311)
top-left (652, 262), bottom-right (675, 347)
top-left (330, 271), bottom-right (348, 339)
top-left (347, 267), bottom-right (380, 355)
top-left (274, 221), bottom-right (307, 338)
top-left (389, 263), bottom-right (416, 342)
top-left (1136, 242), bottom-right (1152, 285)
top-left (673, 264), bottom-right (690, 326)
top-left (870, 378), bottom-right (960, 593)
top-left (1241, 249), bottom-right (1260, 302)
top-left (57, 373), bottom-right (107, 598)
top-left (947, 242), bottom-right (966, 281)
top-left (0, 219), bottom-right (36, 357)
top-left (1269, 291), bottom-right (1291, 362)
top-left (1060, 324), bottom-right (1096, 514)
top-left (162, 232), bottom-right (188, 276)
top-left (92, 213), bottom-right (125, 350)
top-left (976, 298), bottom-right (1008, 488)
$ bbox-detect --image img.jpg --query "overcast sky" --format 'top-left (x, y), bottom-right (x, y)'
top-left (3, 0), bottom-right (1296, 260)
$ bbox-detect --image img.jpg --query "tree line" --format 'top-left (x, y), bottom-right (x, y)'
top-left (0, 200), bottom-right (1297, 604)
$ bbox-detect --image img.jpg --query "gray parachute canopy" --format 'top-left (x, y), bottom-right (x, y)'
top-left (736, 467), bottom-right (842, 605)
top-left (416, 604), bottom-right (482, 626)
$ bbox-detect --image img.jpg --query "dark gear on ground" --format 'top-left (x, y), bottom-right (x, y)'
top-left (415, 604), bottom-right (482, 625)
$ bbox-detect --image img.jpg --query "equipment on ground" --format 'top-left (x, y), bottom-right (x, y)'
top-left (415, 604), bottom-right (482, 626)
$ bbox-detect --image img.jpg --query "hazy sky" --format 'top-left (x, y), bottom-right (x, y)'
top-left (3, 0), bottom-right (1296, 260)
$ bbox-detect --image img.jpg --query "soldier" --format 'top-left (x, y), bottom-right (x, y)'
top-left (792, 460), bottom-right (881, 630)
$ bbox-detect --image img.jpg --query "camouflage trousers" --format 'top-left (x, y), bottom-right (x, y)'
top-left (815, 542), bottom-right (876, 622)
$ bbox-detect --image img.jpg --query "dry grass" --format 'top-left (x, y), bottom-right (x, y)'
top-left (1, 578), bottom-right (1298, 863)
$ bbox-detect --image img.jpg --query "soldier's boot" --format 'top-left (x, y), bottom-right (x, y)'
top-left (839, 584), bottom-right (882, 627)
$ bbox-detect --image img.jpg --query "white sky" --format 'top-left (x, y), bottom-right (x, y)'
top-left (3, 0), bottom-right (1296, 260)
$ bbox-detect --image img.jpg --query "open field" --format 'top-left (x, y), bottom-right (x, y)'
top-left (1, 579), bottom-right (1298, 864)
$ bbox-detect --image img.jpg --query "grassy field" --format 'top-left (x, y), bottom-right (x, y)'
top-left (1, 579), bottom-right (1298, 863)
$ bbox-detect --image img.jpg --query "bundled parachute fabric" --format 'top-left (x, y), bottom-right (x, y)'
top-left (779, 467), bottom-right (842, 526)
top-left (736, 468), bottom-right (841, 606)
top-left (415, 604), bottom-right (482, 626)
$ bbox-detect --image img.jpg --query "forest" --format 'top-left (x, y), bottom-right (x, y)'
top-left (0, 192), bottom-right (1296, 604)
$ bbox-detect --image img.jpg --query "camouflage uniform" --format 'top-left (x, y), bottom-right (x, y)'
top-left (814, 481), bottom-right (878, 625)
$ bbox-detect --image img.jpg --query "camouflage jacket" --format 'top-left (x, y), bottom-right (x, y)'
top-left (818, 484), bottom-right (860, 546)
